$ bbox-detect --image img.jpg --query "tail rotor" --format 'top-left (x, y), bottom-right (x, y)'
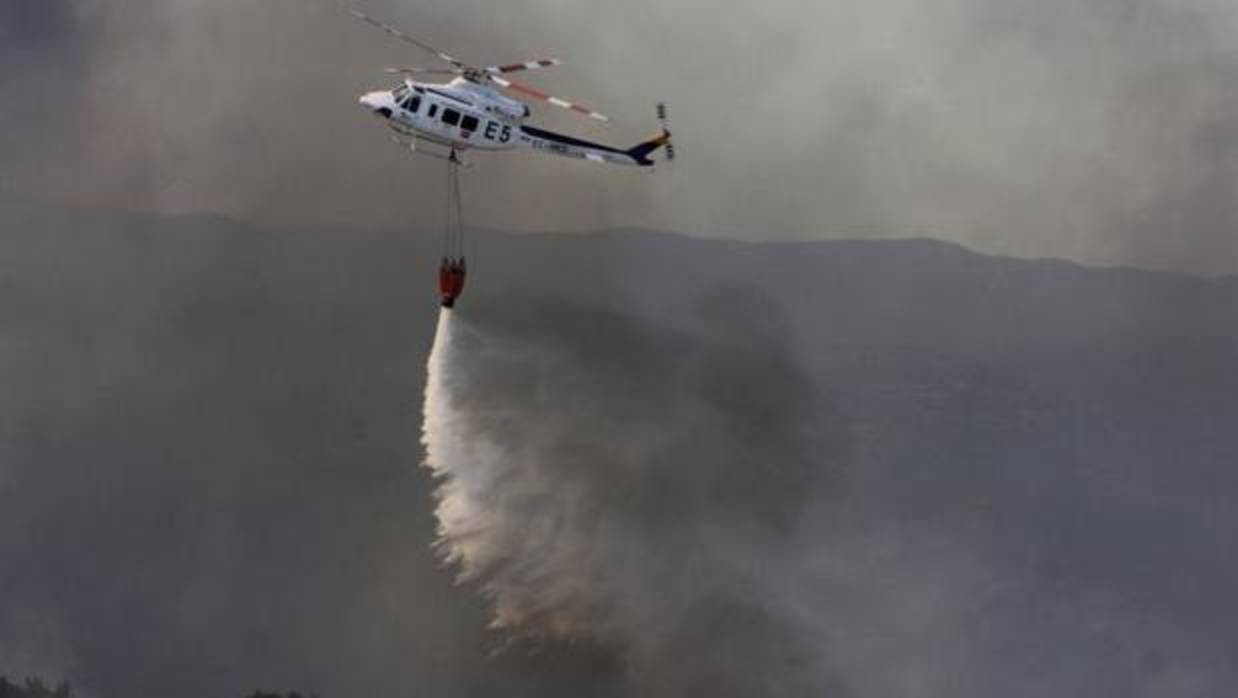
top-left (656, 102), bottom-right (676, 161)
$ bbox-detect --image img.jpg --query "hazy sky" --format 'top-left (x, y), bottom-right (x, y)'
top-left (3, 0), bottom-right (1238, 273)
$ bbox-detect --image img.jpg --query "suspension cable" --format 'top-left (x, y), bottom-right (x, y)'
top-left (443, 153), bottom-right (465, 260)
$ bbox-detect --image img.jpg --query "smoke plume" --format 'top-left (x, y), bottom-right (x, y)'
top-left (5, 204), bottom-right (1237, 696)
top-left (420, 300), bottom-right (843, 695)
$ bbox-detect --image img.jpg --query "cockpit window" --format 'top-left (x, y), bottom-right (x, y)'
top-left (392, 84), bottom-right (411, 101)
top-left (402, 95), bottom-right (421, 113)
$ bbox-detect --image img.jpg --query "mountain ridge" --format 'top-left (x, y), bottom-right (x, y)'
top-left (6, 196), bottom-right (1233, 282)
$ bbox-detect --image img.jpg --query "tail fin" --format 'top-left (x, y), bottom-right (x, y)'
top-left (627, 129), bottom-right (673, 166)
top-left (627, 102), bottom-right (675, 166)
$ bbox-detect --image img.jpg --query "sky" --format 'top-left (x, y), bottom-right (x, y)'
top-left (3, 0), bottom-right (1238, 273)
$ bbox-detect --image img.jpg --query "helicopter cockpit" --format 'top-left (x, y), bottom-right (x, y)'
top-left (391, 84), bottom-right (424, 114)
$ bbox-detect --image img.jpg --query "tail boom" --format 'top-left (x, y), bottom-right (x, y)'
top-left (518, 124), bottom-right (672, 167)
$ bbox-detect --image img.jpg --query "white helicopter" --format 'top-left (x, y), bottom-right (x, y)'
top-left (351, 8), bottom-right (675, 167)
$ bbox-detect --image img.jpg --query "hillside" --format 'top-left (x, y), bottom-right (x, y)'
top-left (2, 200), bottom-right (1235, 697)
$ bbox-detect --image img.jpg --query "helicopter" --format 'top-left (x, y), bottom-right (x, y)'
top-left (351, 8), bottom-right (675, 167)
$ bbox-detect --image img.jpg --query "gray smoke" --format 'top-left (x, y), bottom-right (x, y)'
top-left (421, 300), bottom-right (839, 695)
top-left (417, 283), bottom-right (1238, 696)
top-left (4, 203), bottom-right (1237, 696)
top-left (5, 0), bottom-right (1238, 272)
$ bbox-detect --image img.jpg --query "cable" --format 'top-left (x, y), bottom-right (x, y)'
top-left (443, 154), bottom-right (465, 261)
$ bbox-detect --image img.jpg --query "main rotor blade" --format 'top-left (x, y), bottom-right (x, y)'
top-left (489, 75), bottom-right (610, 123)
top-left (484, 58), bottom-right (562, 75)
top-left (349, 8), bottom-right (468, 69)
top-left (384, 67), bottom-right (463, 75)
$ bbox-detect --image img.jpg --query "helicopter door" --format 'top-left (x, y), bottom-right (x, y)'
top-left (459, 114), bottom-right (480, 141)
top-left (394, 94), bottom-right (420, 129)
top-left (420, 101), bottom-right (439, 135)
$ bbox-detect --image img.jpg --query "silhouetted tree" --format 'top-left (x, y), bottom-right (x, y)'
top-left (2, 673), bottom-right (320, 698)
top-left (0, 677), bottom-right (72, 698)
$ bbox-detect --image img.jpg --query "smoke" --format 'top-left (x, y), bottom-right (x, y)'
top-left (417, 270), bottom-right (1238, 696)
top-left (420, 301), bottom-right (843, 694)
top-left (4, 203), bottom-right (1236, 696)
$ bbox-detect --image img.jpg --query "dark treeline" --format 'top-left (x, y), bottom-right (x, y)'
top-left (0, 678), bottom-right (71, 698)
top-left (0, 677), bottom-right (314, 698)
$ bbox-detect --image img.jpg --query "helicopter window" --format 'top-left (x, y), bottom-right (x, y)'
top-left (427, 103), bottom-right (438, 118)
top-left (460, 114), bottom-right (479, 132)
top-left (392, 84), bottom-right (410, 100)
top-left (442, 108), bottom-right (460, 126)
top-left (402, 95), bottom-right (421, 113)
